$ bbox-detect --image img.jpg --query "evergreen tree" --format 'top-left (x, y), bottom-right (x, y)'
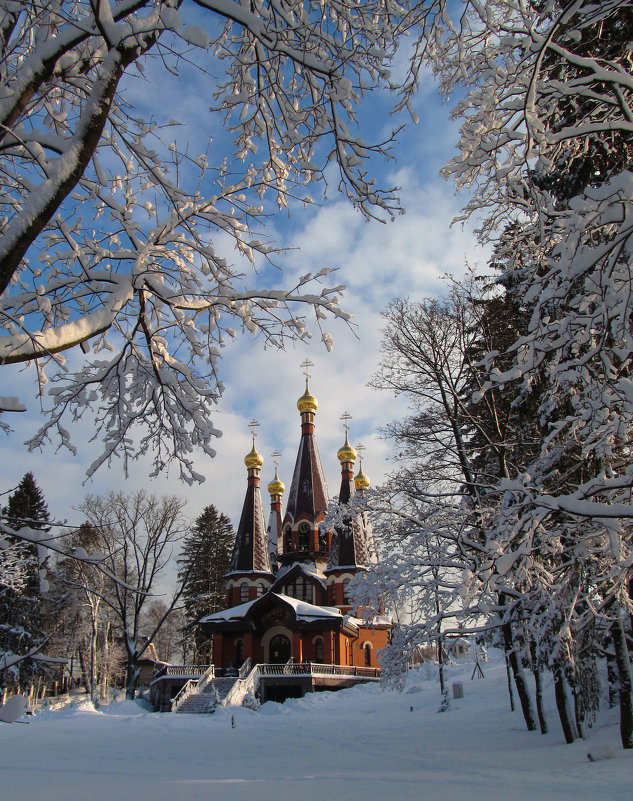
top-left (178, 506), bottom-right (234, 663)
top-left (0, 473), bottom-right (50, 690)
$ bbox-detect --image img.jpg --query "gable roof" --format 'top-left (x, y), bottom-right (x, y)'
top-left (271, 562), bottom-right (327, 593)
top-left (199, 591), bottom-right (358, 636)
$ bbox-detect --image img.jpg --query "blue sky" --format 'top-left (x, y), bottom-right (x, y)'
top-left (0, 20), bottom-right (488, 540)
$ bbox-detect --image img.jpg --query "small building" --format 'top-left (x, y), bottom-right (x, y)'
top-left (447, 636), bottom-right (472, 660)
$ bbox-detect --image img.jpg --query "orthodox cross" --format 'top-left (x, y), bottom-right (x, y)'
top-left (248, 418), bottom-right (260, 444)
top-left (340, 411), bottom-right (352, 434)
top-left (355, 442), bottom-right (366, 465)
top-left (271, 450), bottom-right (282, 469)
top-left (300, 358), bottom-right (314, 384)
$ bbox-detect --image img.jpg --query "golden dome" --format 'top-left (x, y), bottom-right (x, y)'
top-left (354, 466), bottom-right (370, 491)
top-left (337, 435), bottom-right (357, 464)
top-left (297, 382), bottom-right (318, 414)
top-left (244, 443), bottom-right (264, 470)
top-left (268, 467), bottom-right (285, 496)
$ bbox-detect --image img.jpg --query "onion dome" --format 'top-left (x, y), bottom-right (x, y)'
top-left (297, 382), bottom-right (318, 414)
top-left (337, 434), bottom-right (357, 464)
top-left (268, 467), bottom-right (285, 496)
top-left (244, 443), bottom-right (264, 470)
top-left (354, 466), bottom-right (370, 491)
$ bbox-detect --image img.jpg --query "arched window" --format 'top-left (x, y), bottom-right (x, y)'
top-left (284, 526), bottom-right (293, 552)
top-left (256, 582), bottom-right (265, 597)
top-left (240, 582), bottom-right (249, 603)
top-left (298, 522), bottom-right (310, 550)
top-left (363, 643), bottom-right (372, 667)
top-left (314, 638), bottom-right (324, 664)
top-left (330, 584), bottom-right (336, 605)
top-left (342, 579), bottom-right (351, 605)
top-left (284, 577), bottom-right (314, 602)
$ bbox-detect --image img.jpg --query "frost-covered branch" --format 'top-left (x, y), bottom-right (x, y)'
top-left (0, 0), bottom-right (417, 481)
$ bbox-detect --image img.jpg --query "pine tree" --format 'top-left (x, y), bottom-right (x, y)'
top-left (178, 506), bottom-right (234, 663)
top-left (0, 473), bottom-right (50, 691)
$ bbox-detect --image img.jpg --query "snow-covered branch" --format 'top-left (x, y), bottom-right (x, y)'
top-left (0, 0), bottom-right (414, 481)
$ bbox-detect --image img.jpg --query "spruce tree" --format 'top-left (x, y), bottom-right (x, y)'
top-left (177, 506), bottom-right (234, 663)
top-left (1, 473), bottom-right (50, 690)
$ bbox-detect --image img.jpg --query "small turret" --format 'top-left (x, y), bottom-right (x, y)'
top-left (267, 466), bottom-right (285, 497)
top-left (337, 434), bottom-right (357, 465)
top-left (297, 384), bottom-right (318, 414)
top-left (354, 467), bottom-right (370, 491)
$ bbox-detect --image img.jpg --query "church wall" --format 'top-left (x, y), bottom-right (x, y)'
top-left (226, 576), bottom-right (271, 607)
top-left (351, 627), bottom-right (390, 668)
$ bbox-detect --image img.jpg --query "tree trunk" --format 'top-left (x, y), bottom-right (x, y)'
top-left (607, 646), bottom-right (619, 708)
top-left (90, 617), bottom-right (98, 703)
top-left (611, 616), bottom-right (633, 749)
top-left (125, 657), bottom-right (140, 701)
top-left (530, 642), bottom-right (548, 734)
top-left (505, 653), bottom-right (515, 712)
top-left (572, 682), bottom-right (586, 741)
top-left (553, 662), bottom-right (578, 744)
top-left (500, 599), bottom-right (537, 731)
top-left (101, 619), bottom-right (111, 702)
top-left (77, 648), bottom-right (90, 694)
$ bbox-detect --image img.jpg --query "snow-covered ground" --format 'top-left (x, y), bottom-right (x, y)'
top-left (1, 654), bottom-right (629, 801)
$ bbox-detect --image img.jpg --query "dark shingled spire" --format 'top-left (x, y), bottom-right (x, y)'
top-left (283, 378), bottom-right (329, 526)
top-left (326, 434), bottom-right (373, 573)
top-left (227, 438), bottom-right (273, 577)
top-left (278, 373), bottom-right (331, 565)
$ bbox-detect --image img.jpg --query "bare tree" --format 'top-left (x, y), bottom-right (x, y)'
top-left (78, 490), bottom-right (187, 699)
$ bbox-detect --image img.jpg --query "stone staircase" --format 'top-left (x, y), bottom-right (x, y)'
top-left (173, 677), bottom-right (239, 714)
top-left (211, 677), bottom-right (239, 703)
top-left (173, 683), bottom-right (218, 714)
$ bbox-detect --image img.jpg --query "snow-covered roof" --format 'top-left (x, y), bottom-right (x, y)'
top-left (200, 592), bottom-right (342, 625)
top-left (276, 560), bottom-right (326, 580)
top-left (274, 593), bottom-right (341, 621)
top-left (199, 597), bottom-right (258, 623)
top-left (346, 614), bottom-right (392, 629)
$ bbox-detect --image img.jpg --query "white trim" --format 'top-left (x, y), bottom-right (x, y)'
top-left (327, 571), bottom-right (356, 583)
top-left (226, 576), bottom-right (271, 587)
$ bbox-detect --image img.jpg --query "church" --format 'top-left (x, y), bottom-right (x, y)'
top-left (198, 372), bottom-right (392, 679)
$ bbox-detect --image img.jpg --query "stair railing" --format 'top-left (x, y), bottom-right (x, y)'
top-left (221, 664), bottom-right (260, 707)
top-left (171, 678), bottom-right (198, 712)
top-left (196, 664), bottom-right (216, 694)
top-left (238, 657), bottom-right (251, 678)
